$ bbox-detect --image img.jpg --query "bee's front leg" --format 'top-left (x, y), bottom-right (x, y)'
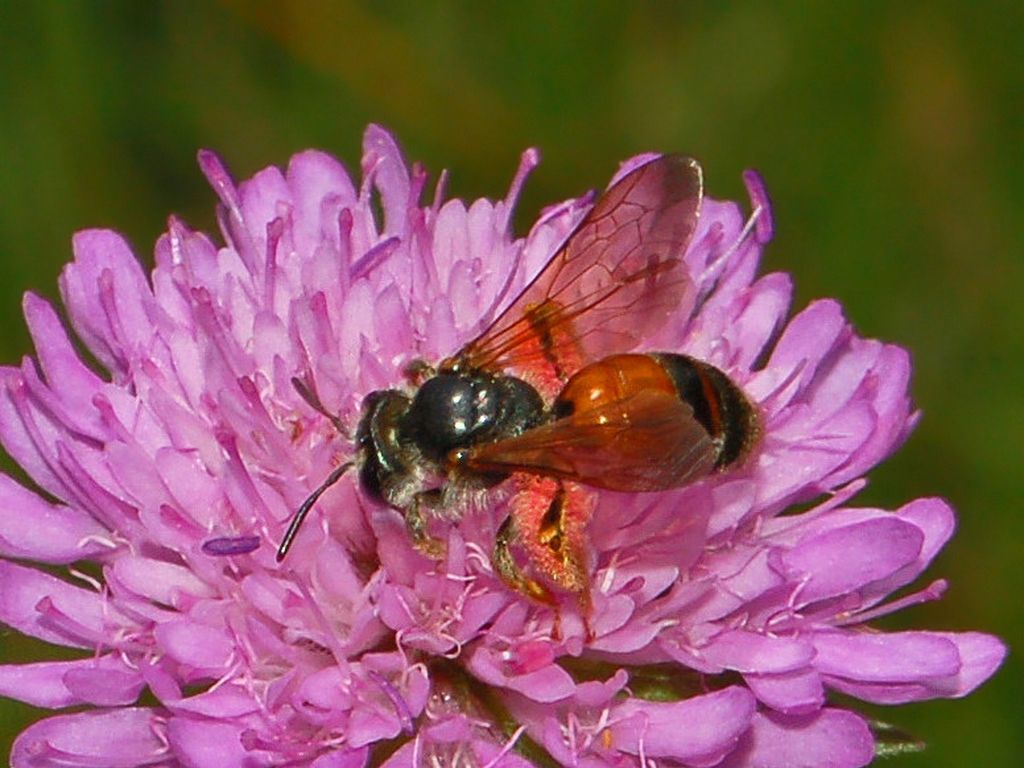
top-left (404, 488), bottom-right (447, 558)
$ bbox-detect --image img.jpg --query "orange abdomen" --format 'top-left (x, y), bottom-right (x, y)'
top-left (555, 352), bottom-right (759, 469)
top-left (553, 353), bottom-right (678, 418)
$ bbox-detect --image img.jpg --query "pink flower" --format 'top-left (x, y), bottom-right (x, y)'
top-left (0, 125), bottom-right (1004, 767)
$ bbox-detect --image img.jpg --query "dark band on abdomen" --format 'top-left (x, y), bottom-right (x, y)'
top-left (652, 353), bottom-right (758, 469)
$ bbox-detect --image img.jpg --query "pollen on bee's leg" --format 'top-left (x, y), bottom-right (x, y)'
top-left (562, 482), bottom-right (596, 641)
top-left (501, 475), bottom-right (595, 637)
top-left (494, 495), bottom-right (565, 639)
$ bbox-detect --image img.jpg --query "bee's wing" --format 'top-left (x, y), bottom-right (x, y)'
top-left (453, 155), bottom-right (702, 382)
top-left (465, 389), bottom-right (717, 491)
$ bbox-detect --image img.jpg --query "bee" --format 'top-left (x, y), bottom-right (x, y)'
top-left (277, 155), bottom-right (759, 622)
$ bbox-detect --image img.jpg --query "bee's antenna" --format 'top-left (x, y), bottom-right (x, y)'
top-left (292, 376), bottom-right (347, 435)
top-left (276, 461), bottom-right (354, 561)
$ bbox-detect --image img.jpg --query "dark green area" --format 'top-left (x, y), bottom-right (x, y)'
top-left (0, 2), bottom-right (1020, 765)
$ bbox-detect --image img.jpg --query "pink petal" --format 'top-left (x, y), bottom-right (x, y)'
top-left (609, 686), bottom-right (756, 762)
top-left (826, 344), bottom-right (914, 485)
top-left (0, 369), bottom-right (74, 501)
top-left (0, 474), bottom-right (111, 563)
top-left (22, 294), bottom-right (105, 424)
top-left (311, 747), bottom-right (370, 768)
top-left (825, 631), bottom-right (1006, 704)
top-left (723, 272), bottom-right (793, 371)
top-left (59, 229), bottom-right (155, 374)
top-left (467, 647), bottom-right (575, 703)
top-left (62, 664), bottom-right (145, 708)
top-left (286, 149), bottom-right (357, 257)
top-left (362, 124), bottom-right (411, 239)
top-left (432, 200), bottom-right (471, 294)
top-left (933, 631), bottom-right (1007, 696)
top-left (744, 668), bottom-right (825, 714)
top-left (0, 560), bottom-right (128, 648)
top-left (295, 666), bottom-right (353, 713)
top-left (864, 497), bottom-right (956, 597)
top-left (11, 708), bottom-right (168, 767)
top-left (0, 655), bottom-right (142, 708)
top-left (166, 717), bottom-right (269, 768)
top-left (813, 630), bottom-right (961, 682)
top-left (170, 684), bottom-right (262, 718)
top-left (471, 736), bottom-right (537, 768)
top-left (154, 618), bottom-right (235, 671)
top-left (752, 300), bottom-right (848, 407)
top-left (237, 165), bottom-right (292, 257)
top-left (109, 555), bottom-right (215, 607)
top-left (701, 629), bottom-right (815, 674)
top-left (721, 709), bottom-right (873, 768)
top-left (777, 517), bottom-right (924, 603)
top-left (347, 703), bottom-right (403, 748)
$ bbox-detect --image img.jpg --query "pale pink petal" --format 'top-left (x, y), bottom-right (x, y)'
top-left (0, 655), bottom-right (142, 708)
top-left (721, 709), bottom-right (873, 768)
top-left (165, 717), bottom-right (270, 768)
top-left (11, 708), bottom-right (167, 767)
top-left (777, 517), bottom-right (924, 603)
top-left (744, 668), bottom-right (825, 715)
top-left (609, 687), bottom-right (756, 763)
top-left (154, 618), bottom-right (235, 672)
top-left (59, 230), bottom-right (156, 374)
top-left (813, 630), bottom-right (961, 682)
top-left (0, 560), bottom-right (132, 648)
top-left (0, 475), bottom-right (112, 563)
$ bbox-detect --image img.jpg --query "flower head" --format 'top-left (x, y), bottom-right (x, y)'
top-left (0, 126), bottom-right (1005, 767)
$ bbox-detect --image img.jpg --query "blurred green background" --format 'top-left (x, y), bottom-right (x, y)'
top-left (0, 2), bottom-right (1020, 765)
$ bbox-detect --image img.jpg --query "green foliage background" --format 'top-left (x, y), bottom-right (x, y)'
top-left (0, 2), bottom-right (1020, 765)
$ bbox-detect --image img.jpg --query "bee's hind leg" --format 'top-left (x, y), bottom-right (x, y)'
top-left (493, 476), bottom-right (595, 639)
